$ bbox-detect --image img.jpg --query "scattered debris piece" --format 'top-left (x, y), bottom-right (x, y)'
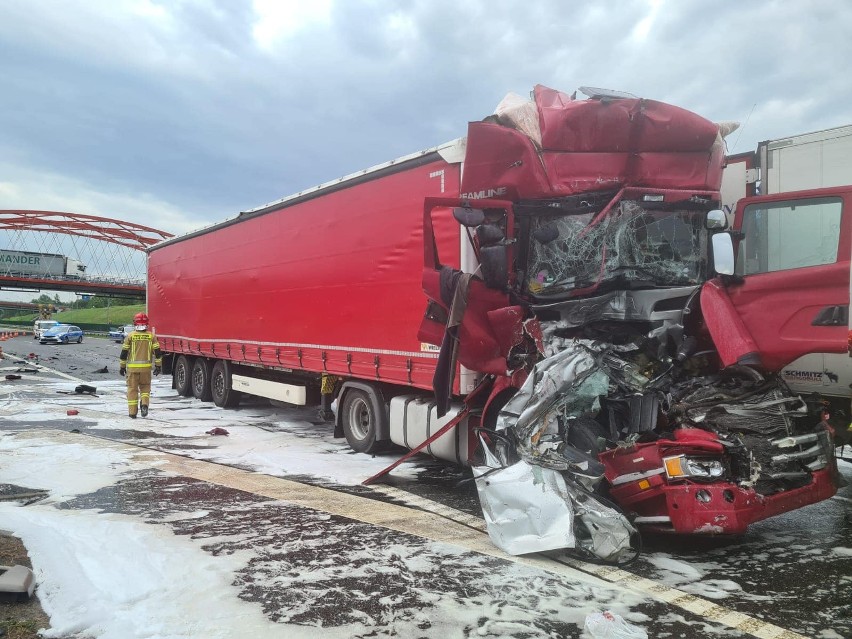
top-left (66, 409), bottom-right (79, 416)
top-left (14, 368), bottom-right (39, 374)
top-left (4, 374), bottom-right (21, 381)
top-left (206, 427), bottom-right (229, 436)
top-left (0, 564), bottom-right (36, 601)
top-left (75, 384), bottom-right (97, 395)
top-left (584, 611), bottom-right (648, 639)
top-left (92, 366), bottom-right (109, 374)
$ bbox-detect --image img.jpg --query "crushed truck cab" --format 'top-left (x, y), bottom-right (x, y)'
top-left (419, 86), bottom-right (843, 538)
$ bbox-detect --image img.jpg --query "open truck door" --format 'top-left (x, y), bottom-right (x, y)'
top-left (702, 187), bottom-right (851, 373)
top-left (417, 197), bottom-right (540, 416)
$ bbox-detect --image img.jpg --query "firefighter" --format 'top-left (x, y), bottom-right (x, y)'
top-left (119, 312), bottom-right (162, 418)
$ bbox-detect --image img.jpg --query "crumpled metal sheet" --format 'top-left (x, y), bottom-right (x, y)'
top-left (479, 342), bottom-right (637, 562)
top-left (473, 441), bottom-right (635, 561)
top-left (496, 343), bottom-right (597, 458)
top-left (473, 448), bottom-right (576, 555)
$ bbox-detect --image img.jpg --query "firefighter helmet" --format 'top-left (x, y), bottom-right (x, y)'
top-left (133, 312), bottom-right (149, 326)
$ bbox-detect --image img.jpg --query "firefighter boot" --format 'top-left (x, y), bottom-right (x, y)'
top-left (141, 405), bottom-right (148, 417)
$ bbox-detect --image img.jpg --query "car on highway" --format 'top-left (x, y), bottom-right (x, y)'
top-left (40, 324), bottom-right (84, 345)
top-left (108, 324), bottom-right (135, 343)
top-left (33, 319), bottom-right (59, 340)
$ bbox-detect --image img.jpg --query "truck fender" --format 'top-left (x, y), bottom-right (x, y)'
top-left (334, 381), bottom-right (390, 442)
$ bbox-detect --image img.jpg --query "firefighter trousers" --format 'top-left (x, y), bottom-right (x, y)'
top-left (126, 368), bottom-right (152, 417)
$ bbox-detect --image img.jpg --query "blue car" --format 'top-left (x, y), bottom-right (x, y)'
top-left (40, 324), bottom-right (84, 345)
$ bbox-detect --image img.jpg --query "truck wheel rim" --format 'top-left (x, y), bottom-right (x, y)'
top-left (213, 372), bottom-right (224, 397)
top-left (348, 397), bottom-right (371, 441)
top-left (177, 364), bottom-right (187, 388)
top-left (193, 368), bottom-right (203, 391)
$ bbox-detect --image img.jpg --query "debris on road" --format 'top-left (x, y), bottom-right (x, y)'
top-left (584, 611), bottom-right (648, 639)
top-left (206, 427), bottom-right (229, 436)
top-left (4, 374), bottom-right (22, 381)
top-left (0, 565), bottom-right (36, 602)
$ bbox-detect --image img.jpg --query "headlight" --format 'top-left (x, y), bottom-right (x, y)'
top-left (663, 455), bottom-right (725, 479)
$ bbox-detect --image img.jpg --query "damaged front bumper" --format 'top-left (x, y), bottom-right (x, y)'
top-left (602, 428), bottom-right (838, 534)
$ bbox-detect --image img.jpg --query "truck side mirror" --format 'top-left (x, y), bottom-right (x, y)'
top-left (533, 223), bottom-right (559, 244)
top-left (712, 233), bottom-right (735, 275)
top-left (706, 209), bottom-right (727, 230)
top-left (453, 207), bottom-right (485, 227)
top-left (480, 245), bottom-right (508, 289)
top-left (476, 223), bottom-right (505, 246)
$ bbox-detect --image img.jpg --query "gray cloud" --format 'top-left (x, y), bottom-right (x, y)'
top-left (1, 0), bottom-right (849, 234)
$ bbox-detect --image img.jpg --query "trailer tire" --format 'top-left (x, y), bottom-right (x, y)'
top-left (191, 358), bottom-right (213, 402)
top-left (211, 360), bottom-right (241, 408)
top-left (340, 389), bottom-right (379, 453)
top-left (174, 355), bottom-right (193, 397)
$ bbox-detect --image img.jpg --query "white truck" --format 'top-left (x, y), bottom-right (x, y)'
top-left (722, 125), bottom-right (852, 435)
top-left (0, 250), bottom-right (86, 279)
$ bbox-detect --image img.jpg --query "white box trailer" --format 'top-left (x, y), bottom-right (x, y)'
top-left (722, 125), bottom-right (852, 404)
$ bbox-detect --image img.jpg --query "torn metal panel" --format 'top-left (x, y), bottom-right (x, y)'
top-left (473, 454), bottom-right (576, 555)
top-left (461, 85), bottom-right (727, 201)
top-left (482, 341), bottom-right (638, 561)
top-left (473, 439), bottom-right (637, 562)
top-left (494, 303), bottom-right (838, 537)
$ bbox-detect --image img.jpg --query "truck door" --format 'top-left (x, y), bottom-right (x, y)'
top-left (418, 197), bottom-right (534, 413)
top-left (707, 189), bottom-right (851, 373)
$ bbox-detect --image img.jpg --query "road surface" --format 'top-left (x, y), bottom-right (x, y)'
top-left (0, 334), bottom-right (849, 638)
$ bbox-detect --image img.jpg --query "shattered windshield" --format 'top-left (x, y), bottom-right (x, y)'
top-left (525, 200), bottom-right (708, 296)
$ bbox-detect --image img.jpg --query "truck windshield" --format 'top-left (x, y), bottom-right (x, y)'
top-left (524, 199), bottom-right (709, 297)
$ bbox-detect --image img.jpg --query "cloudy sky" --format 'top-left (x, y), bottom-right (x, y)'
top-left (1, 0), bottom-right (849, 237)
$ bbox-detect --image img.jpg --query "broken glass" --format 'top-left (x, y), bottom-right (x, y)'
top-left (526, 200), bottom-right (708, 296)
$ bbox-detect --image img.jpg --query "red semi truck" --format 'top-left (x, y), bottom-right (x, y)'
top-left (148, 85), bottom-right (842, 537)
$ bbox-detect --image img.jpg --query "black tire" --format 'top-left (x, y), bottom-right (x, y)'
top-left (340, 389), bottom-right (379, 453)
top-left (174, 355), bottom-right (193, 397)
top-left (78, 336), bottom-right (83, 344)
top-left (211, 360), bottom-right (241, 408)
top-left (191, 358), bottom-right (213, 402)
top-left (566, 417), bottom-right (609, 455)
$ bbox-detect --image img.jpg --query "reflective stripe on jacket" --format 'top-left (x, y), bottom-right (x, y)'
top-left (120, 331), bottom-right (162, 369)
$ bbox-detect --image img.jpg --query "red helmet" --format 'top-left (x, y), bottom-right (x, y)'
top-left (134, 312), bottom-right (149, 326)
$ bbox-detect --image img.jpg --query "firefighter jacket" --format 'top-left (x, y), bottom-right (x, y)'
top-left (120, 330), bottom-right (162, 370)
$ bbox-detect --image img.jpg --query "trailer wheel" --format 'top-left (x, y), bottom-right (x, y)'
top-left (341, 389), bottom-right (379, 453)
top-left (174, 355), bottom-right (193, 397)
top-left (211, 360), bottom-right (241, 408)
top-left (191, 358), bottom-right (213, 402)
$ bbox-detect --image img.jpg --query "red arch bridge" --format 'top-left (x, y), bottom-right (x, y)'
top-left (0, 210), bottom-right (173, 298)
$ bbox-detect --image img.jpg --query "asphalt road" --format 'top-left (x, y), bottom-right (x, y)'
top-left (1, 334), bottom-right (850, 638)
